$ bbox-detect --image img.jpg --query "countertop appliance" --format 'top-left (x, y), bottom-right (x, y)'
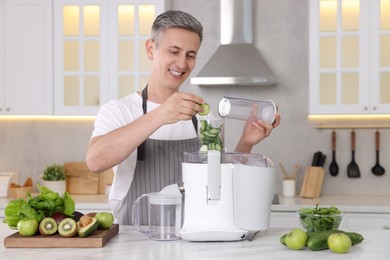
top-left (180, 151), bottom-right (276, 241)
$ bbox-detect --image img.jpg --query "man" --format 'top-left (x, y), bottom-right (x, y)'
top-left (86, 10), bottom-right (280, 224)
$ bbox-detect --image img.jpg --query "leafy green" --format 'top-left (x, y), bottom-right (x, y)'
top-left (3, 199), bottom-right (27, 229)
top-left (62, 191), bottom-right (75, 216)
top-left (298, 204), bottom-right (343, 232)
top-left (2, 184), bottom-right (75, 229)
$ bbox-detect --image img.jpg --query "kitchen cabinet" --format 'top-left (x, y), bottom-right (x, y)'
top-left (0, 1), bottom-right (4, 113)
top-left (269, 212), bottom-right (300, 229)
top-left (53, 0), bottom-right (169, 115)
top-left (0, 0), bottom-right (53, 115)
top-left (342, 213), bottom-right (390, 230)
top-left (309, 0), bottom-right (390, 115)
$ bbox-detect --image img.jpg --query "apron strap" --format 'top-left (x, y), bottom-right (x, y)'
top-left (137, 85), bottom-right (198, 161)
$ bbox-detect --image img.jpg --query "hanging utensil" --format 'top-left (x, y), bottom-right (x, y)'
top-left (329, 130), bottom-right (339, 176)
top-left (371, 130), bottom-right (385, 176)
top-left (347, 130), bottom-right (361, 178)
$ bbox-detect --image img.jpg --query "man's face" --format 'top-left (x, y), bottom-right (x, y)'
top-left (147, 28), bottom-right (201, 90)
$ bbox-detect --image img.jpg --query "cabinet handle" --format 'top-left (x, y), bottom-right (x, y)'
top-left (364, 107), bottom-right (368, 110)
top-left (372, 106), bottom-right (377, 110)
top-left (6, 108), bottom-right (10, 112)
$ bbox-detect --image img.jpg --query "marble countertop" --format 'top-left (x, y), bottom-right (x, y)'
top-left (1, 224), bottom-right (389, 259)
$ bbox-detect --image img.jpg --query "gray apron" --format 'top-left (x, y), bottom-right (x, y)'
top-left (119, 86), bottom-right (199, 225)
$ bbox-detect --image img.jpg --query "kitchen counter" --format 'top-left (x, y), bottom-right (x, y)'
top-left (2, 195), bottom-right (390, 259)
top-left (1, 224), bottom-right (389, 259)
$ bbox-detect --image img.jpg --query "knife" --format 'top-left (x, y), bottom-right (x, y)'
top-left (311, 152), bottom-right (320, 166)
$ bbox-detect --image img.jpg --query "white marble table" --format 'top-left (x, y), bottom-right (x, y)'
top-left (1, 223), bottom-right (389, 260)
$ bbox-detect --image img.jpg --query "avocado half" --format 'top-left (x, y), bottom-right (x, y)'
top-left (77, 216), bottom-right (98, 237)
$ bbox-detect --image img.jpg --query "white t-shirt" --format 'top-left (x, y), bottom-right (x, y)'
top-left (91, 92), bottom-right (197, 217)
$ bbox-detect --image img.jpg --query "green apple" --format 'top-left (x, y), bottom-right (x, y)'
top-left (285, 228), bottom-right (307, 250)
top-left (95, 212), bottom-right (114, 229)
top-left (17, 219), bottom-right (38, 236)
top-left (327, 233), bottom-right (352, 254)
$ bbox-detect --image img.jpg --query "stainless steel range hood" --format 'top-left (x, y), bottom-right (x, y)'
top-left (191, 0), bottom-right (277, 86)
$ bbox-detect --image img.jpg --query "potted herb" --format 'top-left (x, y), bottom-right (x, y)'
top-left (41, 164), bottom-right (66, 194)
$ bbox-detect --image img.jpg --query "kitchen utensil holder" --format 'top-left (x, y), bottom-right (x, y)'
top-left (300, 166), bottom-right (325, 198)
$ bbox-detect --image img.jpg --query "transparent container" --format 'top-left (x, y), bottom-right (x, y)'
top-left (132, 184), bottom-right (182, 241)
top-left (198, 118), bottom-right (225, 151)
top-left (218, 96), bottom-right (276, 124)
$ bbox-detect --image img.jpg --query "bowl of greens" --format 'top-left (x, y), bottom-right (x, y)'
top-left (297, 204), bottom-right (343, 232)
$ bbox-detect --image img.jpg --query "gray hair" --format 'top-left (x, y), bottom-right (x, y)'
top-left (151, 10), bottom-right (203, 47)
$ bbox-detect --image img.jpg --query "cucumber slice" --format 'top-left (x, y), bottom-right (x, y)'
top-left (215, 143), bottom-right (222, 151)
top-left (199, 145), bottom-right (208, 152)
top-left (203, 131), bottom-right (217, 138)
top-left (198, 119), bottom-right (224, 151)
top-left (198, 103), bottom-right (210, 116)
top-left (208, 128), bottom-right (220, 135)
top-left (200, 120), bottom-right (208, 131)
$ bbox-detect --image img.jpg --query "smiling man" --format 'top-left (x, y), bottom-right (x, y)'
top-left (86, 10), bottom-right (280, 225)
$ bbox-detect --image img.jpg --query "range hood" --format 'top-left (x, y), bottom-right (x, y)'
top-left (191, 0), bottom-right (277, 86)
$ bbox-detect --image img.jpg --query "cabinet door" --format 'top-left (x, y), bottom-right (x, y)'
top-left (3, 0), bottom-right (53, 115)
top-left (270, 212), bottom-right (300, 229)
top-left (108, 0), bottom-right (166, 99)
top-left (369, 0), bottom-right (390, 113)
top-left (309, 0), bottom-right (370, 115)
top-left (0, 0), bottom-right (4, 112)
top-left (54, 0), bottom-right (169, 115)
top-left (54, 0), bottom-right (109, 115)
top-left (343, 213), bottom-right (390, 230)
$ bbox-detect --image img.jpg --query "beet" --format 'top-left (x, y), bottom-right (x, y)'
top-left (51, 212), bottom-right (68, 224)
top-left (72, 211), bottom-right (84, 222)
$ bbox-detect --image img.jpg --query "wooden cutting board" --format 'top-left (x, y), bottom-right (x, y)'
top-left (4, 224), bottom-right (119, 248)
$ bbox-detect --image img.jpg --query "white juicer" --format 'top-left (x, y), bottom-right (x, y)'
top-left (180, 150), bottom-right (276, 241)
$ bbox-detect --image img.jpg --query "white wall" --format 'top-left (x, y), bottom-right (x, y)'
top-left (1, 0), bottom-right (389, 196)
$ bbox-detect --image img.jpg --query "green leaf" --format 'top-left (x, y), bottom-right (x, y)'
top-left (2, 199), bottom-right (27, 228)
top-left (62, 192), bottom-right (75, 216)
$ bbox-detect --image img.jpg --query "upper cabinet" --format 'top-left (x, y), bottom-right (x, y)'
top-left (0, 0), bottom-right (53, 115)
top-left (54, 0), bottom-right (169, 115)
top-left (309, 0), bottom-right (390, 115)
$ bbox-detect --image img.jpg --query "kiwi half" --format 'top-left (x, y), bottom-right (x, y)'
top-left (58, 218), bottom-right (77, 238)
top-left (39, 217), bottom-right (58, 236)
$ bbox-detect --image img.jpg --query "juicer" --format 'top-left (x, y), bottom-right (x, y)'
top-left (180, 150), bottom-right (276, 241)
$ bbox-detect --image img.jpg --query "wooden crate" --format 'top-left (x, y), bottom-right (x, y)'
top-left (64, 162), bottom-right (99, 194)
